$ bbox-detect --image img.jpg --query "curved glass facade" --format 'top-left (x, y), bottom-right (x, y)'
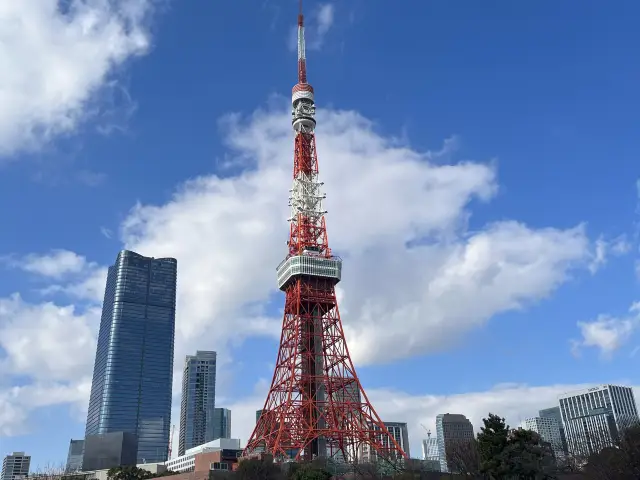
top-left (85, 250), bottom-right (177, 464)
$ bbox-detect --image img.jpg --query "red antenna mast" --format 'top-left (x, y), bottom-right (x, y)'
top-left (242, 2), bottom-right (408, 466)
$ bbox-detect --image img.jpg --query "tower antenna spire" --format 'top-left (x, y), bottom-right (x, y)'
top-left (297, 0), bottom-right (307, 83)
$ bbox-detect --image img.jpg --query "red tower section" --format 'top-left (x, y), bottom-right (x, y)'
top-left (242, 4), bottom-right (408, 466)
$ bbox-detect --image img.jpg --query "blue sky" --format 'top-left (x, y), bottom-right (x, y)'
top-left (1, 0), bottom-right (639, 468)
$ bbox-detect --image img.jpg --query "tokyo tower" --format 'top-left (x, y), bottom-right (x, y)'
top-left (242, 2), bottom-right (408, 466)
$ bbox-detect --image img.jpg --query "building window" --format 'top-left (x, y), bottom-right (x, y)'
top-left (210, 462), bottom-right (229, 471)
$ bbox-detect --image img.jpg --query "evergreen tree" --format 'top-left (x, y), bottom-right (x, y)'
top-left (476, 413), bottom-right (510, 478)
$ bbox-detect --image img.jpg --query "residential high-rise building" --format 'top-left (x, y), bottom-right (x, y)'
top-left (1, 452), bottom-right (30, 480)
top-left (213, 408), bottom-right (232, 440)
top-left (422, 432), bottom-right (438, 462)
top-left (65, 439), bottom-right (84, 473)
top-left (85, 250), bottom-right (177, 464)
top-left (519, 417), bottom-right (564, 460)
top-left (178, 351), bottom-right (217, 456)
top-left (436, 414), bottom-right (475, 473)
top-left (539, 406), bottom-right (568, 454)
top-left (559, 384), bottom-right (640, 457)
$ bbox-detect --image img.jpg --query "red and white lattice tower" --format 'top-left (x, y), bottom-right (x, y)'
top-left (242, 3), bottom-right (408, 466)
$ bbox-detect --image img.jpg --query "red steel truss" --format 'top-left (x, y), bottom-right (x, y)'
top-left (242, 2), bottom-right (407, 466)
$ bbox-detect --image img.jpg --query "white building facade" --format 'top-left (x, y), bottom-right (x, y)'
top-left (165, 438), bottom-right (241, 473)
top-left (559, 384), bottom-right (639, 457)
top-left (1, 453), bottom-right (30, 480)
top-left (519, 417), bottom-right (564, 460)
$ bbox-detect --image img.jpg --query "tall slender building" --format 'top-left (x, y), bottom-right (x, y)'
top-left (65, 440), bottom-right (84, 473)
top-left (213, 408), bottom-right (232, 440)
top-left (539, 406), bottom-right (568, 455)
top-left (436, 414), bottom-right (475, 473)
top-left (178, 351), bottom-right (217, 456)
top-left (85, 250), bottom-right (177, 464)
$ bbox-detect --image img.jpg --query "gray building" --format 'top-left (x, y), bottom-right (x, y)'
top-left (65, 439), bottom-right (84, 473)
top-left (213, 408), bottom-right (232, 440)
top-left (559, 384), bottom-right (640, 457)
top-left (255, 410), bottom-right (263, 424)
top-left (363, 421), bottom-right (410, 462)
top-left (539, 406), bottom-right (568, 454)
top-left (436, 413), bottom-right (475, 473)
top-left (178, 351), bottom-right (217, 456)
top-left (82, 432), bottom-right (138, 471)
top-left (1, 452), bottom-right (30, 480)
top-left (85, 250), bottom-right (177, 464)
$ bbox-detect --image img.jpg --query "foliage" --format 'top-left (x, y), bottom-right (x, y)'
top-left (287, 463), bottom-right (331, 480)
top-left (106, 466), bottom-right (178, 480)
top-left (236, 458), bottom-right (281, 480)
top-left (476, 413), bottom-right (511, 478)
top-left (581, 424), bottom-right (640, 479)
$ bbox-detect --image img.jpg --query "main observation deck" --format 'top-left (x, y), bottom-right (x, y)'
top-left (276, 250), bottom-right (342, 291)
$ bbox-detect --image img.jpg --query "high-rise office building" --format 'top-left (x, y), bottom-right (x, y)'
top-left (65, 439), bottom-right (84, 473)
top-left (255, 410), bottom-right (263, 424)
top-left (422, 432), bottom-right (438, 462)
top-left (213, 408), bottom-right (232, 440)
top-left (1, 452), bottom-right (30, 480)
top-left (559, 384), bottom-right (640, 457)
top-left (363, 421), bottom-right (410, 462)
top-left (178, 351), bottom-right (217, 456)
top-left (85, 250), bottom-right (177, 464)
top-left (539, 406), bottom-right (568, 454)
top-left (519, 417), bottom-right (564, 460)
top-left (436, 414), bottom-right (475, 473)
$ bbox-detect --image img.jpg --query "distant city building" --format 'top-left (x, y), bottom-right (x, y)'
top-left (519, 417), bottom-right (564, 460)
top-left (179, 351), bottom-right (217, 456)
top-left (362, 421), bottom-right (410, 462)
top-left (213, 408), bottom-right (232, 440)
top-left (65, 439), bottom-right (84, 473)
top-left (1, 452), bottom-right (30, 480)
top-left (539, 406), bottom-right (568, 454)
top-left (422, 432), bottom-right (439, 462)
top-left (436, 413), bottom-right (475, 473)
top-left (559, 384), bottom-right (640, 457)
top-left (82, 432), bottom-right (138, 471)
top-left (165, 438), bottom-right (242, 473)
top-left (85, 250), bottom-right (177, 464)
top-left (255, 410), bottom-right (263, 424)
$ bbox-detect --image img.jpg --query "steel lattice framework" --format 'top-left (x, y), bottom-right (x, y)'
top-left (242, 3), bottom-right (408, 466)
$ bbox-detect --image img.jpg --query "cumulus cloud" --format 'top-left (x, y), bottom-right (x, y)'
top-left (224, 381), bottom-right (640, 457)
top-left (572, 302), bottom-right (640, 358)
top-left (588, 235), bottom-right (630, 274)
top-left (0, 103), bottom-right (600, 435)
top-left (0, 0), bottom-right (154, 157)
top-left (9, 249), bottom-right (93, 278)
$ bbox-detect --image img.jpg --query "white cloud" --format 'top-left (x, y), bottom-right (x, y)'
top-left (13, 249), bottom-right (92, 278)
top-left (226, 381), bottom-right (640, 457)
top-left (0, 0), bottom-right (154, 157)
top-left (572, 302), bottom-right (640, 358)
top-left (0, 294), bottom-right (100, 381)
top-left (0, 103), bottom-right (600, 436)
top-left (588, 235), bottom-right (630, 274)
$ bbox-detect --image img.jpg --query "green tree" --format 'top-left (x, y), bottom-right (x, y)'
top-left (476, 413), bottom-right (510, 478)
top-left (501, 428), bottom-right (555, 479)
top-left (289, 464), bottom-right (331, 480)
top-left (107, 466), bottom-right (153, 480)
top-left (236, 458), bottom-right (282, 480)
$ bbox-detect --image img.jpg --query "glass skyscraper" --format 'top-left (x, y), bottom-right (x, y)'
top-left (178, 351), bottom-right (217, 456)
top-left (213, 408), bottom-right (232, 440)
top-left (85, 250), bottom-right (177, 464)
